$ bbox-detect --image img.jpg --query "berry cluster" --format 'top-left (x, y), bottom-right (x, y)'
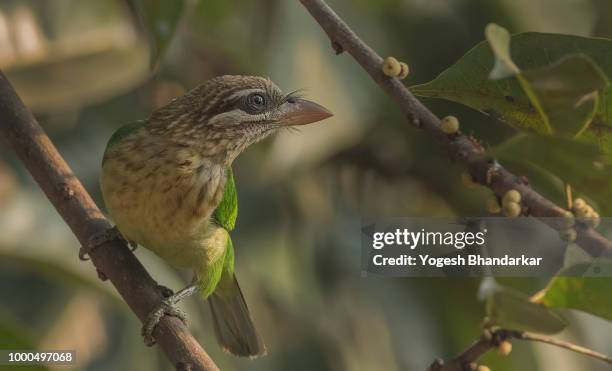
top-left (486, 190), bottom-right (522, 218)
top-left (572, 198), bottom-right (600, 228)
top-left (382, 56), bottom-right (409, 79)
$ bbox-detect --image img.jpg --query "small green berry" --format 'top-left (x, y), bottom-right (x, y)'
top-left (441, 116), bottom-right (460, 134)
top-left (382, 57), bottom-right (401, 77)
top-left (503, 202), bottom-right (521, 217)
top-left (573, 197), bottom-right (586, 210)
top-left (574, 205), bottom-right (591, 219)
top-left (398, 62), bottom-right (410, 79)
top-left (502, 189), bottom-right (521, 206)
top-left (587, 211), bottom-right (600, 229)
top-left (498, 341), bottom-right (512, 356)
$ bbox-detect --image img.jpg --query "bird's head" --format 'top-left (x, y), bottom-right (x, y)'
top-left (149, 75), bottom-right (332, 163)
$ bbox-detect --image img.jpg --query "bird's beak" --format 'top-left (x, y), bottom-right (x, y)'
top-left (277, 98), bottom-right (333, 126)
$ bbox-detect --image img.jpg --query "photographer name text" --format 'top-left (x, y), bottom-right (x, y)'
top-left (370, 228), bottom-right (542, 267)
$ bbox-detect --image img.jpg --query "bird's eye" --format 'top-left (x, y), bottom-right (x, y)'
top-left (247, 93), bottom-right (266, 110)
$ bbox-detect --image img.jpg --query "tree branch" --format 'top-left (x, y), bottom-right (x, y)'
top-left (298, 0), bottom-right (612, 258)
top-left (427, 329), bottom-right (612, 370)
top-left (0, 71), bottom-right (219, 370)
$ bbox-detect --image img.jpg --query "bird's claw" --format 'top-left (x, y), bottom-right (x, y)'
top-left (140, 284), bottom-right (198, 346)
top-left (141, 299), bottom-right (187, 346)
top-left (79, 226), bottom-right (120, 260)
top-left (79, 226), bottom-right (136, 260)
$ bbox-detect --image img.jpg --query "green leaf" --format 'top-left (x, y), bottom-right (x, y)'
top-left (133, 0), bottom-right (186, 68)
top-left (500, 159), bottom-right (566, 207)
top-left (411, 30), bottom-right (612, 147)
top-left (485, 23), bottom-right (520, 80)
top-left (485, 24), bottom-right (607, 136)
top-left (493, 134), bottom-right (612, 212)
top-left (541, 262), bottom-right (612, 322)
top-left (585, 85), bottom-right (612, 160)
top-left (484, 284), bottom-right (567, 334)
top-left (521, 55), bottom-right (607, 137)
top-left (494, 134), bottom-right (604, 184)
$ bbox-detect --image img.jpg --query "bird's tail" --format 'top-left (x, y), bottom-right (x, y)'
top-left (208, 275), bottom-right (267, 358)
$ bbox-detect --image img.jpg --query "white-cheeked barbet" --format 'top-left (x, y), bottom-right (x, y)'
top-left (99, 75), bottom-right (332, 357)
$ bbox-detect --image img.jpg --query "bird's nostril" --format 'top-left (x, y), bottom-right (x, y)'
top-left (287, 98), bottom-right (296, 104)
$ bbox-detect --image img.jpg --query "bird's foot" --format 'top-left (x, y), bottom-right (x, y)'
top-left (141, 284), bottom-right (199, 346)
top-left (142, 299), bottom-right (188, 346)
top-left (79, 226), bottom-right (136, 261)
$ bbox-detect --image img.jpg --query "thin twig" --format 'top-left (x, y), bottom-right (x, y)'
top-left (298, 0), bottom-right (612, 257)
top-left (426, 336), bottom-right (493, 371)
top-left (518, 331), bottom-right (612, 364)
top-left (428, 330), bottom-right (612, 370)
top-left (0, 71), bottom-right (219, 371)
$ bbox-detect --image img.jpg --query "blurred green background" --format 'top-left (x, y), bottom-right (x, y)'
top-left (0, 0), bottom-right (611, 370)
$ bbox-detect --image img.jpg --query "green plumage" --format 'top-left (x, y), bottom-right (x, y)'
top-left (206, 171), bottom-right (264, 357)
top-left (213, 167), bottom-right (238, 232)
top-left (198, 168), bottom-right (237, 299)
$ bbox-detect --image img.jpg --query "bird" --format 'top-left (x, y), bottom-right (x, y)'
top-left (98, 75), bottom-right (332, 357)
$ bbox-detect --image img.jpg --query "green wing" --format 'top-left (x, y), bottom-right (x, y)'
top-left (102, 121), bottom-right (146, 165)
top-left (213, 167), bottom-right (238, 231)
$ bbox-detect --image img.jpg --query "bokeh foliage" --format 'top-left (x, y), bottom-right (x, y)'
top-left (0, 1), bottom-right (611, 371)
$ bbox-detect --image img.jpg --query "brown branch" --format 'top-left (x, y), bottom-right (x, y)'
top-left (427, 329), bottom-right (612, 370)
top-left (298, 0), bottom-right (612, 258)
top-left (426, 336), bottom-right (493, 371)
top-left (0, 72), bottom-right (219, 370)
